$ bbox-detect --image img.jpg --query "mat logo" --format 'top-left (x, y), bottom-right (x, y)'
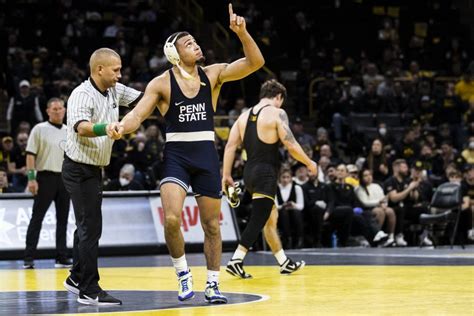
top-left (156, 206), bottom-right (223, 232)
top-left (0, 208), bottom-right (15, 245)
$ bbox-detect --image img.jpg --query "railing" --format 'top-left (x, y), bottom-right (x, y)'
top-left (308, 75), bottom-right (461, 118)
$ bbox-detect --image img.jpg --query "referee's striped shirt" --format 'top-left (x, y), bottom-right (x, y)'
top-left (26, 121), bottom-right (67, 172)
top-left (65, 78), bottom-right (142, 166)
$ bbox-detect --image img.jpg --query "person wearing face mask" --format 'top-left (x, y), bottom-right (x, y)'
top-left (105, 163), bottom-right (144, 191)
top-left (374, 122), bottom-right (395, 153)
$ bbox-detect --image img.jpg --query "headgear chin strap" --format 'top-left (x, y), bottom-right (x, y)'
top-left (164, 33), bottom-right (194, 80)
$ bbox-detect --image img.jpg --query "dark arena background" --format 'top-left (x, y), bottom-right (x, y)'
top-left (0, 0), bottom-right (473, 315)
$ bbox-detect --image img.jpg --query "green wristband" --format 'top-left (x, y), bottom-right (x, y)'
top-left (27, 169), bottom-right (36, 181)
top-left (93, 123), bottom-right (108, 136)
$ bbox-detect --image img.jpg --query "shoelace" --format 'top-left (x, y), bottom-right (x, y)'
top-left (208, 282), bottom-right (220, 294)
top-left (181, 278), bottom-right (189, 292)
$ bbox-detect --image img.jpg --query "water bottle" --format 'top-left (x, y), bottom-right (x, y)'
top-left (331, 232), bottom-right (338, 248)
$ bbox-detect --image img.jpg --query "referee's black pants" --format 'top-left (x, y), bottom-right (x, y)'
top-left (62, 156), bottom-right (103, 295)
top-left (24, 171), bottom-right (70, 261)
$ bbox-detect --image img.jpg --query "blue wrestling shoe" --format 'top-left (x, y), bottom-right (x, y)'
top-left (177, 270), bottom-right (195, 301)
top-left (204, 281), bottom-right (228, 304)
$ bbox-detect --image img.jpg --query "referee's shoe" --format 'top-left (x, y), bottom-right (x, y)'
top-left (77, 291), bottom-right (122, 306)
top-left (63, 275), bottom-right (80, 295)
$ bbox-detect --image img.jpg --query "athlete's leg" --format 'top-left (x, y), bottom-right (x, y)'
top-left (264, 205), bottom-right (305, 273)
top-left (263, 205), bottom-right (283, 253)
top-left (196, 195), bottom-right (222, 271)
top-left (227, 196), bottom-right (273, 279)
top-left (161, 183), bottom-right (187, 258)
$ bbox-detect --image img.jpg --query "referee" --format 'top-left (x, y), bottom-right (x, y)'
top-left (23, 98), bottom-right (71, 269)
top-left (61, 48), bottom-right (142, 306)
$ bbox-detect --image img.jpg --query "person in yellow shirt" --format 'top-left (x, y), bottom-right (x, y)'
top-left (461, 137), bottom-right (474, 164)
top-left (455, 73), bottom-right (474, 102)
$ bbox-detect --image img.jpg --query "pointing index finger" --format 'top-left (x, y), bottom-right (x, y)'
top-left (228, 3), bottom-right (233, 16)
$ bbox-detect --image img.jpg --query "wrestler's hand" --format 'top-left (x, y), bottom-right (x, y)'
top-left (222, 174), bottom-right (235, 193)
top-left (106, 122), bottom-right (122, 140)
top-left (228, 3), bottom-right (246, 35)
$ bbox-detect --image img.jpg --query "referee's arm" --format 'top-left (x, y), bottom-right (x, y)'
top-left (76, 121), bottom-right (100, 137)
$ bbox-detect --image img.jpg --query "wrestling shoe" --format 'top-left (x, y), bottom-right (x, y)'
top-left (226, 259), bottom-right (252, 279)
top-left (205, 281), bottom-right (228, 304)
top-left (177, 269), bottom-right (195, 301)
top-left (279, 258), bottom-right (305, 275)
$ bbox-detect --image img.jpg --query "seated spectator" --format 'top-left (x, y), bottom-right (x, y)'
top-left (345, 164), bottom-right (359, 187)
top-left (0, 167), bottom-right (14, 193)
top-left (418, 143), bottom-right (444, 185)
top-left (460, 164), bottom-right (474, 242)
top-left (7, 80), bottom-right (43, 134)
top-left (363, 138), bottom-right (390, 184)
top-left (317, 156), bottom-right (330, 183)
top-left (105, 164), bottom-right (144, 191)
top-left (293, 163), bottom-right (309, 186)
top-left (393, 128), bottom-right (420, 166)
top-left (356, 169), bottom-right (396, 246)
top-left (384, 159), bottom-right (432, 246)
top-left (461, 136), bottom-right (474, 164)
top-left (291, 117), bottom-right (315, 150)
top-left (302, 169), bottom-right (333, 247)
top-left (276, 168), bottom-right (305, 249)
top-left (228, 97), bottom-right (248, 125)
top-left (329, 164), bottom-right (369, 246)
top-left (10, 131), bottom-right (29, 192)
top-left (384, 159), bottom-right (416, 246)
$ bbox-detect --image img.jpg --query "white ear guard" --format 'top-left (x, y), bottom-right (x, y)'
top-left (164, 33), bottom-right (195, 80)
top-left (164, 34), bottom-right (180, 66)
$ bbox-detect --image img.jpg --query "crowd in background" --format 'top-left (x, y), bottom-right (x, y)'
top-left (1, 0), bottom-right (473, 247)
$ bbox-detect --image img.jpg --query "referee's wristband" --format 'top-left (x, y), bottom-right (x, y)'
top-left (92, 123), bottom-right (108, 136)
top-left (27, 169), bottom-right (36, 181)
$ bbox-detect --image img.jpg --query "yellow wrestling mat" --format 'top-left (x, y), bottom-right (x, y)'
top-left (0, 265), bottom-right (472, 315)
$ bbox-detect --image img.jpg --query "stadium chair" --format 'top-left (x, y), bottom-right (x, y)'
top-left (376, 113), bottom-right (401, 127)
top-left (419, 182), bottom-right (464, 249)
top-left (348, 112), bottom-right (375, 132)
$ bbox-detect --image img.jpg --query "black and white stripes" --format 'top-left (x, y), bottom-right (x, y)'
top-left (65, 79), bottom-right (141, 166)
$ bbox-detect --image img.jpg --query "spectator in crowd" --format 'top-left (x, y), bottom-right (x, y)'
top-left (302, 168), bottom-right (333, 247)
top-left (0, 136), bottom-right (15, 178)
top-left (364, 138), bottom-right (390, 184)
top-left (460, 164), bottom-right (474, 242)
top-left (293, 162), bottom-right (309, 186)
top-left (461, 136), bottom-right (474, 164)
top-left (454, 69), bottom-right (474, 102)
top-left (291, 117), bottom-right (315, 150)
top-left (325, 164), bottom-right (356, 247)
top-left (276, 168), bottom-right (305, 249)
top-left (7, 80), bottom-right (44, 134)
top-left (345, 164), bottom-right (359, 187)
top-left (103, 15), bottom-right (125, 38)
top-left (356, 168), bottom-right (396, 246)
top-left (10, 131), bottom-right (29, 192)
top-left (0, 167), bottom-right (14, 193)
top-left (394, 128), bottom-right (420, 165)
top-left (228, 97), bottom-right (248, 125)
top-left (384, 159), bottom-right (431, 246)
top-left (105, 163), bottom-right (144, 191)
